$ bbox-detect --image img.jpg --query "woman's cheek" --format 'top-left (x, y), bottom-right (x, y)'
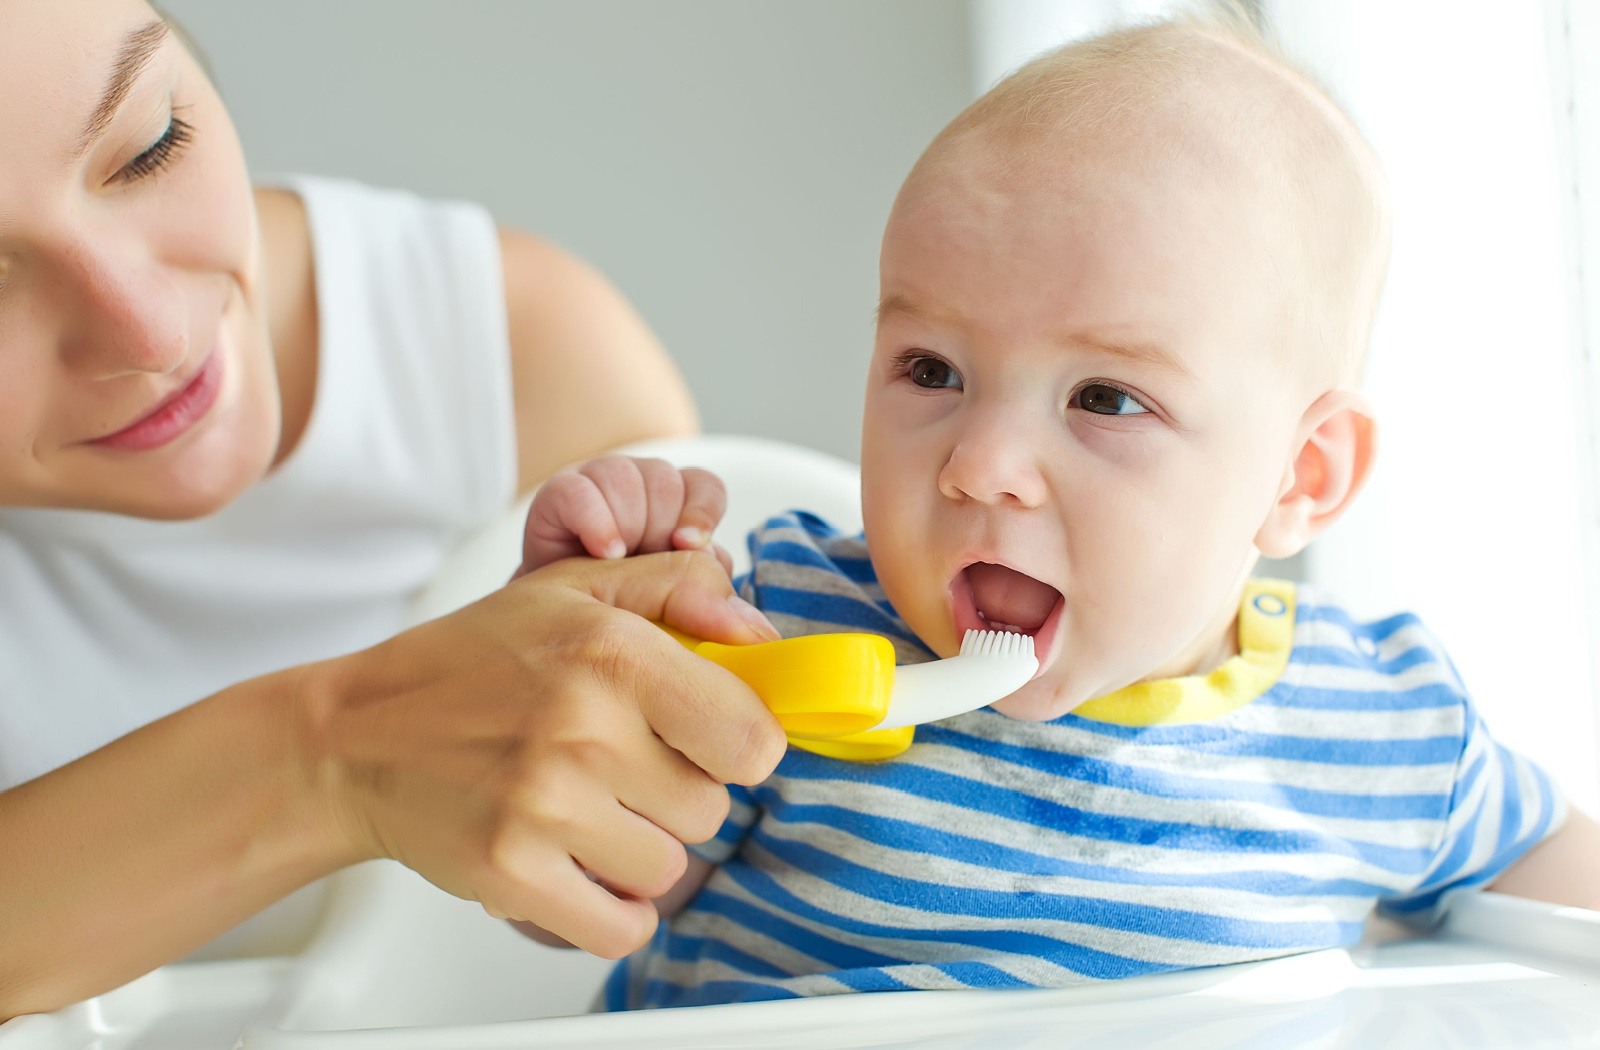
top-left (0, 332), bottom-right (52, 481)
top-left (151, 72), bottom-right (256, 283)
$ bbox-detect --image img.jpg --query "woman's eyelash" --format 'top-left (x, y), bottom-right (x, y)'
top-left (115, 114), bottom-right (195, 183)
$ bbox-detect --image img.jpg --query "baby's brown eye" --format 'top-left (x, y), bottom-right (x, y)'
top-left (1078, 383), bottom-right (1149, 416)
top-left (909, 357), bottom-right (961, 390)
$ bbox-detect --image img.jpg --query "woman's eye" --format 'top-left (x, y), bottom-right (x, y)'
top-left (909, 356), bottom-right (962, 390)
top-left (113, 114), bottom-right (194, 184)
top-left (1077, 383), bottom-right (1149, 416)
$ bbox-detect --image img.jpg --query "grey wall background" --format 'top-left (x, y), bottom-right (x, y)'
top-left (159, 1), bottom-right (974, 463)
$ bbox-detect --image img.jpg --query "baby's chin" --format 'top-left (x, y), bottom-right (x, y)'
top-left (988, 672), bottom-right (1087, 722)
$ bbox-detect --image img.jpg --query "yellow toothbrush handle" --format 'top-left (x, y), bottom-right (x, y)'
top-left (657, 625), bottom-right (915, 759)
top-left (785, 725), bottom-right (916, 761)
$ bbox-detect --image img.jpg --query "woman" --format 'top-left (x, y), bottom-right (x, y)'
top-left (0, 0), bottom-right (786, 1018)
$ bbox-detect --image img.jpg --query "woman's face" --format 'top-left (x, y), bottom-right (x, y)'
top-left (0, 0), bottom-right (280, 518)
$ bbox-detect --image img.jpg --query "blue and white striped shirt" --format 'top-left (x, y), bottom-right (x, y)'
top-left (605, 512), bottom-right (1565, 1009)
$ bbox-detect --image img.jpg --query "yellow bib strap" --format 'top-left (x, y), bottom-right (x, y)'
top-left (1072, 578), bottom-right (1296, 727)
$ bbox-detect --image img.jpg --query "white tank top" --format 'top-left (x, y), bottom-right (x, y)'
top-left (0, 176), bottom-right (517, 790)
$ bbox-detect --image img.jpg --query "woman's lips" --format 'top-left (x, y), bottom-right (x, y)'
top-left (949, 563), bottom-right (1066, 679)
top-left (89, 348), bottom-right (224, 452)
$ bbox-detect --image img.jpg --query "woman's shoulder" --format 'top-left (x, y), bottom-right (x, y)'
top-left (253, 175), bottom-right (517, 527)
top-left (263, 176), bottom-right (503, 311)
top-left (255, 187), bottom-right (317, 463)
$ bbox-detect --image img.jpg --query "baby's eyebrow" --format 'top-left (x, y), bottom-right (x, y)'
top-left (75, 20), bottom-right (170, 159)
top-left (875, 292), bottom-right (986, 336)
top-left (875, 292), bottom-right (944, 326)
top-left (879, 293), bottom-right (1193, 379)
top-left (1073, 335), bottom-right (1193, 378)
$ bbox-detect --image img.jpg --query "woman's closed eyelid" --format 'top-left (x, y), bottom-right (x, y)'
top-left (112, 111), bottom-right (194, 185)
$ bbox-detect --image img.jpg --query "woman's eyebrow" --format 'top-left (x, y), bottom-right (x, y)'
top-left (75, 20), bottom-right (170, 158)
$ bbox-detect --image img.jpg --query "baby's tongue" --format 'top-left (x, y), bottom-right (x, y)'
top-left (966, 563), bottom-right (1059, 633)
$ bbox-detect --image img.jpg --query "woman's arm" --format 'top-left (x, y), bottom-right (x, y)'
top-left (0, 553), bottom-right (783, 1020)
top-left (0, 668), bottom-right (352, 1017)
top-left (500, 229), bottom-right (699, 492)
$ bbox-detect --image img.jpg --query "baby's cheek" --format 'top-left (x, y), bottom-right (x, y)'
top-left (883, 571), bottom-right (959, 659)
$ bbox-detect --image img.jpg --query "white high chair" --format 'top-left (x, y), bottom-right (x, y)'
top-left (3, 436), bottom-right (1598, 1050)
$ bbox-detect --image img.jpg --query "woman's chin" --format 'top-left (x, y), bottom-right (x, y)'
top-left (87, 400), bottom-right (280, 520)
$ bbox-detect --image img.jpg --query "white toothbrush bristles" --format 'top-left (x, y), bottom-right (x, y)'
top-left (959, 629), bottom-right (1036, 659)
top-left (874, 628), bottom-right (1041, 730)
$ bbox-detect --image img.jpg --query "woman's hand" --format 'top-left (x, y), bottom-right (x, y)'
top-left (0, 543), bottom-right (782, 1018)
top-left (305, 549), bottom-right (784, 959)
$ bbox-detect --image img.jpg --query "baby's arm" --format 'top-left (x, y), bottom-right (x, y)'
top-left (511, 854), bottom-right (717, 948)
top-left (1490, 807), bottom-right (1600, 910)
top-left (517, 455), bottom-right (732, 577)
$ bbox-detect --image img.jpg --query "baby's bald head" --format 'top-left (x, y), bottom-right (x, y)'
top-left (900, 10), bottom-right (1390, 389)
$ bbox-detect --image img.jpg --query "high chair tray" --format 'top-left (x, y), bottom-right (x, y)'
top-left (2, 871), bottom-right (1598, 1049)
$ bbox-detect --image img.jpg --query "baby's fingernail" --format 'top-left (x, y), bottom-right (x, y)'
top-left (727, 594), bottom-right (780, 641)
top-left (604, 539), bottom-right (627, 559)
top-left (675, 526), bottom-right (707, 548)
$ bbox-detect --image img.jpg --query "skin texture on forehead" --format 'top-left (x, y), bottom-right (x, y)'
top-left (909, 20), bottom-right (1391, 390)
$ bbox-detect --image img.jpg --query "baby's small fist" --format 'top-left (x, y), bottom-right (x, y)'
top-left (517, 456), bottom-right (729, 576)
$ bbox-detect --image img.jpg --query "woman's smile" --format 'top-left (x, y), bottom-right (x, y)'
top-left (86, 343), bottom-right (224, 452)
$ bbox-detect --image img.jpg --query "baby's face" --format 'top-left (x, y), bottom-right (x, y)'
top-left (862, 139), bottom-right (1315, 719)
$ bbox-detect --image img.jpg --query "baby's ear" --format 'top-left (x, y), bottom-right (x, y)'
top-left (1254, 390), bottom-right (1377, 559)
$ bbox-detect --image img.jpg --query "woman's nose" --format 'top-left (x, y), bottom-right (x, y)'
top-left (936, 412), bottom-right (1050, 509)
top-left (53, 237), bottom-right (188, 380)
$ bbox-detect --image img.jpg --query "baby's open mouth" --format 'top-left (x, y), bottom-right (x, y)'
top-left (950, 562), bottom-right (1065, 675)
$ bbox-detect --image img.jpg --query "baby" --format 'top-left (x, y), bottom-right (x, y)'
top-left (515, 12), bottom-right (1595, 1007)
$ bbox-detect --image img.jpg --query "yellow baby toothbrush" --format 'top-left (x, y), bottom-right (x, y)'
top-left (660, 625), bottom-right (1038, 760)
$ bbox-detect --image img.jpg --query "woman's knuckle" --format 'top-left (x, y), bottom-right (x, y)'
top-left (562, 734), bottom-right (619, 776)
top-left (525, 791), bottom-right (579, 837)
top-left (485, 825), bottom-right (530, 880)
top-left (729, 717), bottom-right (786, 786)
top-left (640, 842), bottom-right (688, 898)
top-left (685, 784), bottom-right (731, 843)
top-left (669, 547), bottom-right (720, 580)
top-left (510, 764), bottom-right (580, 834)
top-left (574, 616), bottom-right (639, 684)
top-left (590, 918), bottom-right (647, 961)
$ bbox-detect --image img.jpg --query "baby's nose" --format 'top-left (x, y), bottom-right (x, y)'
top-left (937, 431), bottom-right (1048, 509)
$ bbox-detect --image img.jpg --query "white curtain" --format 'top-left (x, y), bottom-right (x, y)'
top-left (968, 0), bottom-right (1600, 812)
